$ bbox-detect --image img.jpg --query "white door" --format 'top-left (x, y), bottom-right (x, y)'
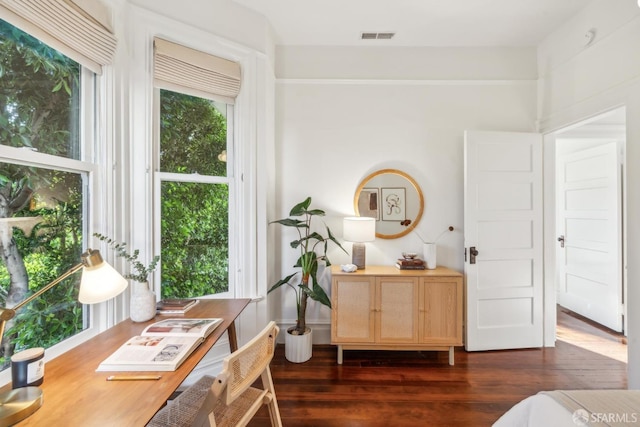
top-left (464, 131), bottom-right (543, 351)
top-left (557, 142), bottom-right (623, 332)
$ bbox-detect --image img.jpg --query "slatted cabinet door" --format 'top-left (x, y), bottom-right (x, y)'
top-left (420, 277), bottom-right (463, 346)
top-left (331, 275), bottom-right (375, 344)
top-left (377, 277), bottom-right (419, 343)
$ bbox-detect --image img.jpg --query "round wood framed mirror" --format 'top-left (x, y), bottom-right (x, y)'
top-left (353, 169), bottom-right (424, 239)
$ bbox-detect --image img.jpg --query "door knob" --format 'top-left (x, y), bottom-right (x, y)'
top-left (557, 235), bottom-right (565, 248)
top-left (469, 247), bottom-right (479, 264)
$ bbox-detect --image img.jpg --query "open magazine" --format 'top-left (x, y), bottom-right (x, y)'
top-left (96, 318), bottom-right (223, 372)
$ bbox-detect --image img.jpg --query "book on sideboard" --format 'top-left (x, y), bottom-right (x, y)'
top-left (396, 258), bottom-right (425, 270)
top-left (96, 317), bottom-right (223, 372)
top-left (395, 263), bottom-right (426, 270)
top-left (396, 258), bottom-right (424, 266)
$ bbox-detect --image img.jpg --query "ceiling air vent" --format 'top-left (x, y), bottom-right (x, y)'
top-left (361, 32), bottom-right (395, 40)
top-left (376, 32), bottom-right (395, 40)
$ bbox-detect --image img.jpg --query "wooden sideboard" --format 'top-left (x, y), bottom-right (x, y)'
top-left (330, 265), bottom-right (463, 365)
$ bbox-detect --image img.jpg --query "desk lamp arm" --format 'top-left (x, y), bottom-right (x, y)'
top-left (0, 262), bottom-right (85, 344)
top-left (0, 248), bottom-right (109, 345)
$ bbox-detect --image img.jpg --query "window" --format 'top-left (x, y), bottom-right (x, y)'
top-left (0, 19), bottom-right (90, 369)
top-left (153, 38), bottom-right (241, 300)
top-left (157, 90), bottom-right (232, 298)
top-left (0, 0), bottom-right (115, 375)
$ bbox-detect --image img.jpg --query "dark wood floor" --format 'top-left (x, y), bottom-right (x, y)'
top-left (250, 307), bottom-right (627, 426)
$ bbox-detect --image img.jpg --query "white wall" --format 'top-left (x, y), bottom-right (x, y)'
top-left (272, 46), bottom-right (538, 342)
top-left (537, 0), bottom-right (640, 387)
top-left (128, 0), bottom-right (273, 56)
top-left (276, 46), bottom-right (537, 80)
top-left (537, 0), bottom-right (640, 130)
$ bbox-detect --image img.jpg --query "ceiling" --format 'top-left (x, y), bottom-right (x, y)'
top-left (232, 0), bottom-right (592, 47)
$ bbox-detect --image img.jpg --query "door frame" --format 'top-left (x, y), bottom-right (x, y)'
top-left (542, 107), bottom-right (627, 346)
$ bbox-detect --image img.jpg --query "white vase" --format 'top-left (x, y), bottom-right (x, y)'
top-left (285, 327), bottom-right (312, 363)
top-left (130, 282), bottom-right (156, 322)
top-left (423, 243), bottom-right (437, 270)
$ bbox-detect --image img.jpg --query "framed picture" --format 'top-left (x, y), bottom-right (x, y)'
top-left (357, 187), bottom-right (379, 220)
top-left (381, 187), bottom-right (405, 221)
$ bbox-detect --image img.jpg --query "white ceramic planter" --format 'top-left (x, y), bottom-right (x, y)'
top-left (285, 328), bottom-right (312, 363)
top-left (423, 243), bottom-right (437, 270)
top-left (130, 282), bottom-right (156, 322)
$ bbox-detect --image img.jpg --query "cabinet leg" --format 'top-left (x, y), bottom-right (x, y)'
top-left (448, 346), bottom-right (454, 366)
top-left (337, 345), bottom-right (343, 365)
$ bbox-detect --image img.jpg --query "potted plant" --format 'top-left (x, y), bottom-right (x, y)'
top-left (94, 233), bottom-right (160, 322)
top-left (268, 197), bottom-right (347, 362)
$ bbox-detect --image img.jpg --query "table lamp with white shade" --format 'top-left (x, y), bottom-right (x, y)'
top-left (343, 217), bottom-right (376, 269)
top-left (0, 248), bottom-right (128, 426)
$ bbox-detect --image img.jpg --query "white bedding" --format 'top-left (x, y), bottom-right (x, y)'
top-left (492, 393), bottom-right (577, 427)
top-left (493, 390), bottom-right (640, 427)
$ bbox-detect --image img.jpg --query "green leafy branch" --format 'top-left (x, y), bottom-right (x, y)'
top-left (93, 233), bottom-right (160, 283)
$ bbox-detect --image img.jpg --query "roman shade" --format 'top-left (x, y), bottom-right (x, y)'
top-left (154, 37), bottom-right (241, 104)
top-left (0, 0), bottom-right (117, 74)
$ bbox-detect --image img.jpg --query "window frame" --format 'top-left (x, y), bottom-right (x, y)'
top-left (129, 4), bottom-right (270, 348)
top-left (152, 90), bottom-right (237, 299)
top-left (0, 65), bottom-right (108, 385)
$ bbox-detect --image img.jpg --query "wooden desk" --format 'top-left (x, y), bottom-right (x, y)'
top-left (6, 298), bottom-right (250, 427)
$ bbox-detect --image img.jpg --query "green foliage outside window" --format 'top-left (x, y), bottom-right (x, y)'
top-left (0, 173), bottom-right (84, 368)
top-left (0, 20), bottom-right (80, 156)
top-left (0, 20), bottom-right (84, 369)
top-left (159, 90), bottom-right (229, 298)
top-left (161, 181), bottom-right (228, 297)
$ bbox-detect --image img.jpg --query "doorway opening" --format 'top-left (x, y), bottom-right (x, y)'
top-left (548, 106), bottom-right (627, 363)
